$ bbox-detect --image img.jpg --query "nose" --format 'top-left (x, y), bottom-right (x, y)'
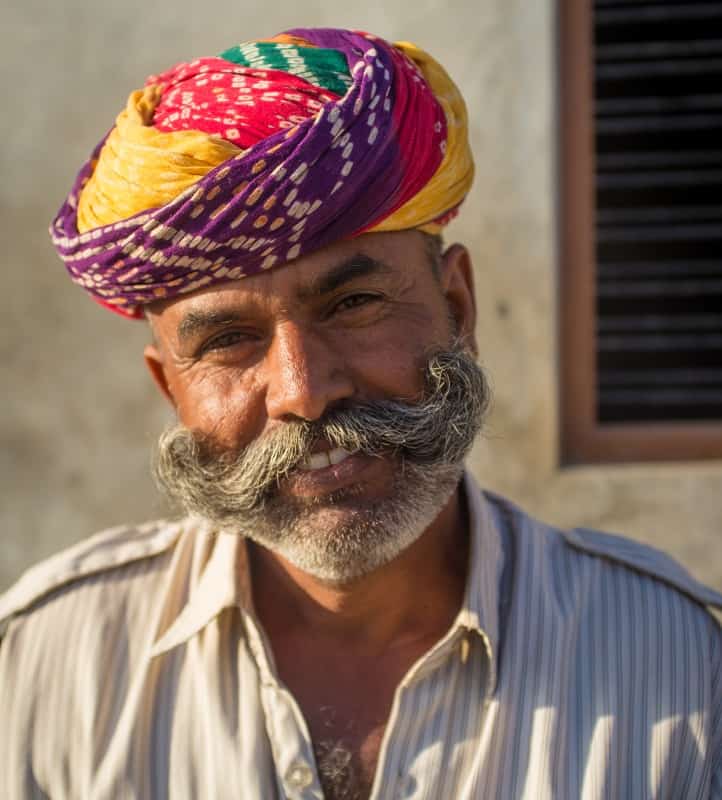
top-left (264, 320), bottom-right (355, 422)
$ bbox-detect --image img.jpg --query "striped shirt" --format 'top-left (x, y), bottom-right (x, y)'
top-left (1, 473), bottom-right (721, 799)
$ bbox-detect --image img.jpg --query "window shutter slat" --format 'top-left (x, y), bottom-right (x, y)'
top-left (594, 0), bottom-right (722, 424)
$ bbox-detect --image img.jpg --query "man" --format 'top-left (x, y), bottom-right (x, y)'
top-left (1, 28), bottom-right (720, 800)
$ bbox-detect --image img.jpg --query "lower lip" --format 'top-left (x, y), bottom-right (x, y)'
top-left (284, 451), bottom-right (382, 497)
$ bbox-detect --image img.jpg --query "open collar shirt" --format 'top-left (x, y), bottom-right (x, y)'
top-left (1, 473), bottom-right (721, 799)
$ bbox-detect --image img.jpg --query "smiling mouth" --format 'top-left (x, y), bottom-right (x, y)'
top-left (282, 447), bottom-right (390, 500)
top-left (297, 447), bottom-right (357, 471)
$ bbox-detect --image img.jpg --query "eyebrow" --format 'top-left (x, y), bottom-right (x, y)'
top-left (177, 309), bottom-right (246, 343)
top-left (175, 254), bottom-right (393, 342)
top-left (297, 254), bottom-right (393, 300)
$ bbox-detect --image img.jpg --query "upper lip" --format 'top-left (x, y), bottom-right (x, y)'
top-left (309, 439), bottom-right (333, 455)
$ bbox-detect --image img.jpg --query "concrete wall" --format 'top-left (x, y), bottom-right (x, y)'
top-left (2, 0), bottom-right (720, 593)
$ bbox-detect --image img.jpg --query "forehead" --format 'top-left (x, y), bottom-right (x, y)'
top-left (148, 230), bottom-right (430, 325)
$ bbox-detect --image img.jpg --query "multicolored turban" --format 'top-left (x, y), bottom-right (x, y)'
top-left (51, 28), bottom-right (474, 318)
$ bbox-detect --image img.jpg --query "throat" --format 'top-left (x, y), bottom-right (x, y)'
top-left (249, 483), bottom-right (470, 648)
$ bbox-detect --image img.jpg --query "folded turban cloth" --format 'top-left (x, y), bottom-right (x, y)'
top-left (50, 28), bottom-right (475, 318)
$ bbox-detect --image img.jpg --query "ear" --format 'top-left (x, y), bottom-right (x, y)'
top-left (144, 342), bottom-right (177, 408)
top-left (439, 244), bottom-right (478, 355)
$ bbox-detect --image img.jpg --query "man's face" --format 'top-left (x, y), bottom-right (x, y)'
top-left (144, 230), bottom-right (482, 581)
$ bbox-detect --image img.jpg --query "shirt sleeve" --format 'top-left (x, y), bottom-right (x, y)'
top-left (0, 615), bottom-right (41, 799)
top-left (710, 615), bottom-right (722, 798)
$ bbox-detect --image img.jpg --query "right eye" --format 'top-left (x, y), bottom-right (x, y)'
top-left (199, 329), bottom-right (257, 356)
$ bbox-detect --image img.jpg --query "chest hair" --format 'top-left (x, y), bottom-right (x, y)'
top-left (314, 739), bottom-right (368, 800)
top-left (309, 705), bottom-right (385, 800)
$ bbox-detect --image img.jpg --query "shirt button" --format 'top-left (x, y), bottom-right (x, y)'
top-left (397, 772), bottom-right (417, 797)
top-left (286, 762), bottom-right (313, 789)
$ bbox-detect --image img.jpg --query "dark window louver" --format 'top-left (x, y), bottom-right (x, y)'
top-left (593, 1), bottom-right (722, 423)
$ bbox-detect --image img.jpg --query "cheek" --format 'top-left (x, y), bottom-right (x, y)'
top-left (173, 368), bottom-right (263, 447)
top-left (336, 315), bottom-right (444, 399)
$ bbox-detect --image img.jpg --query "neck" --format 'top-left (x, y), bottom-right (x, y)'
top-left (250, 485), bottom-right (470, 652)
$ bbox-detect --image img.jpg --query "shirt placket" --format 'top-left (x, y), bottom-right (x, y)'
top-left (368, 627), bottom-right (479, 800)
top-left (241, 609), bottom-right (325, 800)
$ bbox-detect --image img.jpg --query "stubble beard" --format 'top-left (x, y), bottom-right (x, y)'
top-left (153, 344), bottom-right (490, 584)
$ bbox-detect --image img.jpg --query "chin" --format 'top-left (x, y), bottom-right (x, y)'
top-left (242, 463), bottom-right (463, 582)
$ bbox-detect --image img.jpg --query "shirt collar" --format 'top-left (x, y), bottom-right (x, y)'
top-left (151, 521), bottom-right (251, 657)
top-left (151, 471), bottom-right (506, 697)
top-left (455, 470), bottom-right (506, 696)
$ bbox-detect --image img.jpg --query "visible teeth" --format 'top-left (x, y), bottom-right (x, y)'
top-left (299, 452), bottom-right (331, 471)
top-left (328, 447), bottom-right (353, 465)
top-left (298, 448), bottom-right (355, 471)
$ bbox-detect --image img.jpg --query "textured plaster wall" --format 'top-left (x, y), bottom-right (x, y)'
top-left (2, 0), bottom-right (720, 593)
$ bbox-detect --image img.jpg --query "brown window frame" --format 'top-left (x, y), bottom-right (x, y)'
top-left (559, 0), bottom-right (722, 464)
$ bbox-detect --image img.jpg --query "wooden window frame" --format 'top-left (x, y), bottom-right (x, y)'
top-left (559, 0), bottom-right (722, 464)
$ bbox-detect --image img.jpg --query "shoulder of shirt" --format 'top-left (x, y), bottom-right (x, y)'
top-left (0, 519), bottom-right (190, 630)
top-left (480, 488), bottom-right (722, 613)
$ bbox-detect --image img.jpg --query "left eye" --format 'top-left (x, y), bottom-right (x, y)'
top-left (333, 293), bottom-right (380, 313)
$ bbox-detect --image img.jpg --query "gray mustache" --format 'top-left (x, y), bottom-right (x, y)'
top-left (153, 346), bottom-right (489, 516)
top-left (303, 348), bottom-right (489, 465)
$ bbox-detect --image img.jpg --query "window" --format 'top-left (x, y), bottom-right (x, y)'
top-left (560, 0), bottom-right (722, 463)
